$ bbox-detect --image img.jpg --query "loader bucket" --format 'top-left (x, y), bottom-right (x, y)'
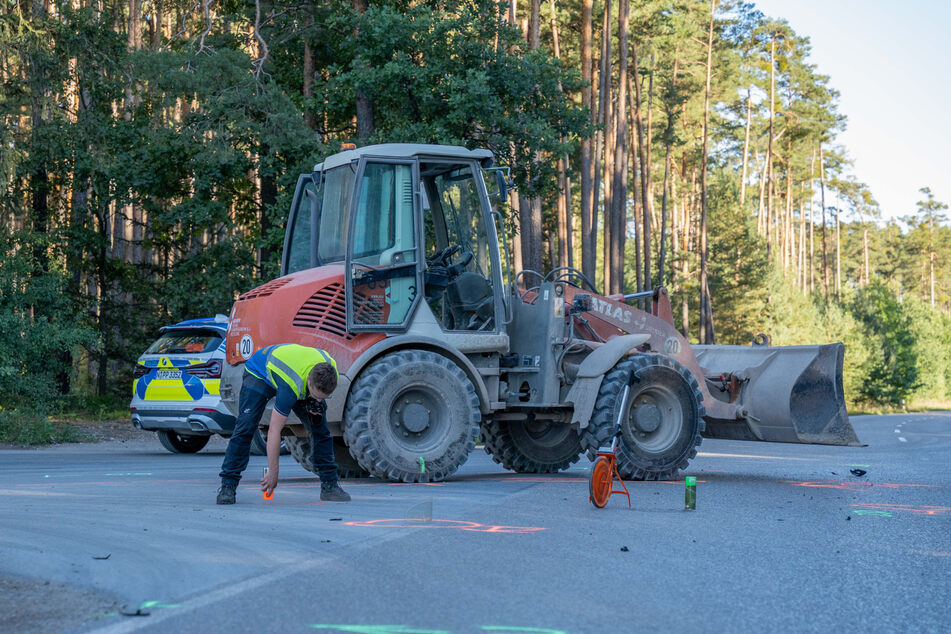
top-left (693, 342), bottom-right (862, 447)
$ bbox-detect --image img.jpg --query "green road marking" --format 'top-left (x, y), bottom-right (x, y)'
top-left (852, 510), bottom-right (893, 517)
top-left (139, 600), bottom-right (181, 609)
top-left (848, 464), bottom-right (870, 468)
top-left (482, 625), bottom-right (568, 634)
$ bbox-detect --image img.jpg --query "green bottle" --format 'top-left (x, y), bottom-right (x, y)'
top-left (684, 476), bottom-right (696, 510)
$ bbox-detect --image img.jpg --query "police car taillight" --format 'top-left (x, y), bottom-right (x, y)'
top-left (184, 360), bottom-right (222, 378)
top-left (133, 364), bottom-right (149, 379)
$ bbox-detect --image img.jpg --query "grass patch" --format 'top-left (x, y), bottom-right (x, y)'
top-left (0, 411), bottom-right (86, 445)
top-left (55, 394), bottom-right (128, 422)
top-left (848, 399), bottom-right (951, 416)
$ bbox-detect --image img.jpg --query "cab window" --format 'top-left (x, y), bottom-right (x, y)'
top-left (317, 165), bottom-right (354, 265)
top-left (285, 177), bottom-right (317, 274)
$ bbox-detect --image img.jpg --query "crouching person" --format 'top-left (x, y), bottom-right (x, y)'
top-left (216, 344), bottom-right (350, 504)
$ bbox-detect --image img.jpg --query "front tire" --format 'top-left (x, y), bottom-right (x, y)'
top-left (482, 419), bottom-right (583, 473)
top-left (156, 430), bottom-right (210, 454)
top-left (580, 354), bottom-right (704, 480)
top-left (344, 350), bottom-right (480, 482)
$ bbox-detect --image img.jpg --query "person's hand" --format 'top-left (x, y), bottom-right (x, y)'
top-left (260, 467), bottom-right (279, 494)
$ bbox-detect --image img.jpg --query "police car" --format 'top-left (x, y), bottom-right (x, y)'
top-left (130, 315), bottom-right (272, 454)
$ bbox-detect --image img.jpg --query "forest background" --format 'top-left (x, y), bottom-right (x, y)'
top-left (2, 0), bottom-right (949, 438)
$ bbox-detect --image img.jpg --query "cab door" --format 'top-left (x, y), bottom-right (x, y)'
top-left (345, 157), bottom-right (422, 332)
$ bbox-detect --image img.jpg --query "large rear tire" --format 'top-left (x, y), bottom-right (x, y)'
top-left (481, 419), bottom-right (582, 473)
top-left (580, 354), bottom-right (705, 481)
top-left (284, 436), bottom-right (369, 479)
top-left (344, 350), bottom-right (479, 482)
top-left (156, 430), bottom-right (210, 454)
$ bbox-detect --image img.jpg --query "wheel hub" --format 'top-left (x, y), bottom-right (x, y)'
top-left (401, 403), bottom-right (431, 433)
top-left (632, 402), bottom-right (661, 433)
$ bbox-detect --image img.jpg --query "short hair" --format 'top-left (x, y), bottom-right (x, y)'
top-left (307, 362), bottom-right (338, 396)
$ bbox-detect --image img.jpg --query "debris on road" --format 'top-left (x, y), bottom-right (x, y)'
top-left (850, 469), bottom-right (867, 477)
top-left (92, 554), bottom-right (111, 560)
top-left (119, 606), bottom-right (149, 617)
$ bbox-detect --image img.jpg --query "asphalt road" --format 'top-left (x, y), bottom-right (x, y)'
top-left (1, 413), bottom-right (949, 633)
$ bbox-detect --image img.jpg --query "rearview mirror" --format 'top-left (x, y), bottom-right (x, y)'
top-left (495, 170), bottom-right (508, 201)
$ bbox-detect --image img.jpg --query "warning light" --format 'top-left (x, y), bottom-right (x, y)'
top-left (340, 143), bottom-right (357, 150)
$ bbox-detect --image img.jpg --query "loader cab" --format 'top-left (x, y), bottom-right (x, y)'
top-left (282, 144), bottom-right (507, 336)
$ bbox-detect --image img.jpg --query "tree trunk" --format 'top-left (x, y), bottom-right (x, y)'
top-left (528, 0), bottom-right (541, 49)
top-left (809, 147), bottom-right (816, 294)
top-left (579, 0), bottom-right (595, 281)
top-left (766, 33), bottom-right (775, 256)
top-left (303, 16), bottom-right (316, 130)
top-left (863, 227), bottom-right (869, 286)
top-left (632, 39), bottom-right (650, 294)
top-left (835, 189), bottom-right (841, 301)
top-left (740, 88), bottom-right (752, 205)
top-left (819, 144), bottom-right (829, 302)
top-left (607, 0), bottom-right (629, 295)
top-left (593, 0), bottom-right (612, 292)
top-left (353, 0), bottom-right (374, 142)
top-left (699, 0), bottom-right (717, 344)
top-left (549, 0), bottom-right (570, 269)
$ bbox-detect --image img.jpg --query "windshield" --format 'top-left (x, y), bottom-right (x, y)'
top-left (145, 329), bottom-right (223, 355)
top-left (317, 164), bottom-right (355, 265)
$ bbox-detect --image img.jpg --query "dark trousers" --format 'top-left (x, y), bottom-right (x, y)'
top-left (219, 371), bottom-right (338, 486)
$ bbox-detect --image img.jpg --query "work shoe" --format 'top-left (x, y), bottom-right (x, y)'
top-left (320, 481), bottom-right (351, 502)
top-left (216, 483), bottom-right (236, 505)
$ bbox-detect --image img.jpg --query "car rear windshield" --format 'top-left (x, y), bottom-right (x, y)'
top-left (145, 329), bottom-right (223, 355)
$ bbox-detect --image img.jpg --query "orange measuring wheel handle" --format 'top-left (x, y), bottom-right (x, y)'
top-left (588, 452), bottom-right (631, 509)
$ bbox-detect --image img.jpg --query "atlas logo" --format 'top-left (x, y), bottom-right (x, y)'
top-left (589, 297), bottom-right (634, 324)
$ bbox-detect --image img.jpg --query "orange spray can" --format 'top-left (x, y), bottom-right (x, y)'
top-left (263, 468), bottom-right (273, 500)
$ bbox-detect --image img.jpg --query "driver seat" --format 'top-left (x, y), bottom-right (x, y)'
top-left (447, 272), bottom-right (494, 330)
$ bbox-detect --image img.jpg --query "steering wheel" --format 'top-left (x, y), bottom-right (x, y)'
top-left (427, 245), bottom-right (461, 268)
top-left (447, 251), bottom-right (473, 277)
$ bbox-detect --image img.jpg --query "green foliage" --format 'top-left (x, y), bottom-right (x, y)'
top-left (848, 280), bottom-right (920, 407)
top-left (903, 297), bottom-right (951, 401)
top-left (0, 234), bottom-right (96, 411)
top-left (0, 410), bottom-right (84, 445)
top-left (706, 170), bottom-right (769, 344)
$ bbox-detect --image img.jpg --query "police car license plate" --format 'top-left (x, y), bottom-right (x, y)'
top-left (156, 370), bottom-right (181, 380)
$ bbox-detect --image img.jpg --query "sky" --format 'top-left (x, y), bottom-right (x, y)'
top-left (751, 0), bottom-right (951, 223)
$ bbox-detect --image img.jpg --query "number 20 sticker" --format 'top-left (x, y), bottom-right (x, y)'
top-left (240, 334), bottom-right (254, 360)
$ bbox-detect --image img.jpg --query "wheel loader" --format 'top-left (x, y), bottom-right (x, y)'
top-left (220, 143), bottom-right (860, 483)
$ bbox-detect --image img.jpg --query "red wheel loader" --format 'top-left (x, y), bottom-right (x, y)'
top-left (221, 144), bottom-right (860, 483)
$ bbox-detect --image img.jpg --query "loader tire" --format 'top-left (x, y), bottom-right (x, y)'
top-left (344, 350), bottom-right (479, 482)
top-left (284, 435), bottom-right (369, 479)
top-left (481, 419), bottom-right (583, 473)
top-left (156, 430), bottom-right (209, 454)
top-left (580, 354), bottom-right (705, 481)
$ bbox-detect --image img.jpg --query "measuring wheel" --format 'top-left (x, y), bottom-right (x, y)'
top-left (588, 452), bottom-right (630, 509)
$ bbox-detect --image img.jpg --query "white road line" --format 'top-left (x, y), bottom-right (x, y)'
top-left (899, 437), bottom-right (907, 443)
top-left (87, 525), bottom-right (420, 634)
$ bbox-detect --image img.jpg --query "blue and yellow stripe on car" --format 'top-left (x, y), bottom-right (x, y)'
top-left (133, 357), bottom-right (219, 402)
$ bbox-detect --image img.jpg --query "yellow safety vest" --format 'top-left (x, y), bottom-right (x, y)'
top-left (258, 345), bottom-right (337, 399)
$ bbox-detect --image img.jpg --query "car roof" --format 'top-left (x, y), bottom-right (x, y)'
top-left (159, 314), bottom-right (229, 334)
